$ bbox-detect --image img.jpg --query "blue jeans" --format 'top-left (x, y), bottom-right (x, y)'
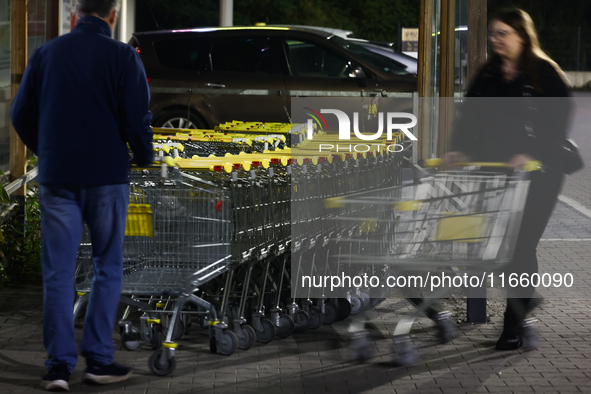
top-left (39, 183), bottom-right (129, 373)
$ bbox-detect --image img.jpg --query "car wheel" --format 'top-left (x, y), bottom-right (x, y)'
top-left (154, 110), bottom-right (206, 130)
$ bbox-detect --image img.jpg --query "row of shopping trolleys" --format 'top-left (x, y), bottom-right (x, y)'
top-left (74, 122), bottom-right (408, 376)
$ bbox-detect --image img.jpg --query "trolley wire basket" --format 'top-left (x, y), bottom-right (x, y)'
top-left (321, 162), bottom-right (537, 365)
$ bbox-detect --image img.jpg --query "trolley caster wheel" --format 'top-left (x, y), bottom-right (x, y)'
top-left (148, 348), bottom-right (176, 376)
top-left (435, 315), bottom-right (460, 344)
top-left (522, 319), bottom-right (539, 351)
top-left (370, 298), bottom-right (386, 307)
top-left (150, 326), bottom-right (164, 350)
top-left (121, 327), bottom-right (141, 351)
top-left (164, 316), bottom-right (185, 341)
top-left (236, 324), bottom-right (256, 350)
top-left (209, 335), bottom-right (217, 354)
top-left (349, 297), bottom-right (363, 315)
top-left (293, 310), bottom-right (310, 333)
top-left (255, 318), bottom-right (276, 343)
top-left (276, 314), bottom-right (295, 338)
top-left (336, 298), bottom-right (352, 321)
top-left (359, 292), bottom-right (371, 311)
top-left (307, 306), bottom-right (324, 329)
top-left (183, 316), bottom-right (192, 336)
top-left (217, 330), bottom-right (238, 356)
top-left (395, 339), bottom-right (420, 366)
top-left (323, 302), bottom-right (338, 325)
top-left (351, 331), bottom-right (371, 363)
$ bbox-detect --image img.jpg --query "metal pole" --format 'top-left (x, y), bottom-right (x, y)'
top-left (577, 26), bottom-right (581, 72)
top-left (119, 0), bottom-right (127, 42)
top-left (219, 0), bottom-right (233, 27)
top-left (398, 23), bottom-right (401, 52)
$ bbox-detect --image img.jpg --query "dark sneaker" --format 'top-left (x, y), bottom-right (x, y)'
top-left (84, 360), bottom-right (131, 385)
top-left (41, 364), bottom-right (71, 392)
top-left (496, 332), bottom-right (523, 350)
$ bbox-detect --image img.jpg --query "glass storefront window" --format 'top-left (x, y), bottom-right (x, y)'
top-left (0, 0), bottom-right (53, 173)
top-left (0, 0), bottom-right (10, 172)
top-left (28, 0), bottom-right (48, 58)
top-left (428, 0), bottom-right (441, 159)
top-left (455, 0), bottom-right (468, 95)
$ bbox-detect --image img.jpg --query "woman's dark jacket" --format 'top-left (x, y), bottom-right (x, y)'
top-left (451, 58), bottom-right (571, 169)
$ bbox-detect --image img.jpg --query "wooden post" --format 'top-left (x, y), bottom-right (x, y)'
top-left (417, 0), bottom-right (433, 162)
top-left (437, 0), bottom-right (456, 156)
top-left (46, 0), bottom-right (61, 41)
top-left (9, 0), bottom-right (28, 194)
top-left (467, 0), bottom-right (487, 83)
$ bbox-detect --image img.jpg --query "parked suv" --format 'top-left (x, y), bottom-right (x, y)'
top-left (130, 26), bottom-right (417, 129)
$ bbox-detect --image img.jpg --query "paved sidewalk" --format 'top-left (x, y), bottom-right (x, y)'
top-left (0, 251), bottom-right (590, 394)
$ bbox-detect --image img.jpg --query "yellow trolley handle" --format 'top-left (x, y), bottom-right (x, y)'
top-left (423, 158), bottom-right (543, 172)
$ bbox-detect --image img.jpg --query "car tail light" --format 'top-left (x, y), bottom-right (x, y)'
top-left (147, 77), bottom-right (152, 83)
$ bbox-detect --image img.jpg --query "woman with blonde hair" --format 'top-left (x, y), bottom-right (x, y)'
top-left (445, 8), bottom-right (572, 350)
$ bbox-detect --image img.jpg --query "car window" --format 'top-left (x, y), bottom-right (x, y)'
top-left (153, 38), bottom-right (204, 70)
top-left (330, 36), bottom-right (411, 75)
top-left (283, 39), bottom-right (350, 78)
top-left (210, 37), bottom-right (280, 74)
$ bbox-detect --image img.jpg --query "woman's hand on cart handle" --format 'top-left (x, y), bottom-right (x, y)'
top-left (442, 151), bottom-right (468, 169)
top-left (507, 154), bottom-right (537, 170)
top-left (426, 156), bottom-right (543, 171)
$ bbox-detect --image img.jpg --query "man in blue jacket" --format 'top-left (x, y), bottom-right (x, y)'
top-left (11, 0), bottom-right (153, 391)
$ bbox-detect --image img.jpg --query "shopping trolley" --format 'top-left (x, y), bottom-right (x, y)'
top-left (74, 158), bottom-right (244, 375)
top-left (322, 160), bottom-right (540, 365)
top-left (289, 133), bottom-right (406, 324)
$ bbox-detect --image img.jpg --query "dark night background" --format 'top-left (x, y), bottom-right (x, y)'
top-left (135, 0), bottom-right (591, 71)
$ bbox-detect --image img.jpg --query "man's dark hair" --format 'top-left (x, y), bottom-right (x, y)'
top-left (78, 0), bottom-right (118, 18)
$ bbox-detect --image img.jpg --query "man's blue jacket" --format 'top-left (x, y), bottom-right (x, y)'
top-left (11, 16), bottom-right (153, 185)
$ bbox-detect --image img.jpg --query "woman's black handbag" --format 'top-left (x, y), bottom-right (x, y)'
top-left (561, 138), bottom-right (584, 175)
top-left (522, 94), bottom-right (583, 175)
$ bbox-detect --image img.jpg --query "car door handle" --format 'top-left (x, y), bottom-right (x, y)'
top-left (204, 83), bottom-right (226, 89)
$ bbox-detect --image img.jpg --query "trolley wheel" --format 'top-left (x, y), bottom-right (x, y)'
top-left (307, 306), bottom-right (324, 329)
top-left (150, 326), bottom-right (164, 350)
top-left (236, 324), bottom-right (256, 350)
top-left (255, 319), bottom-right (276, 343)
top-left (164, 316), bottom-right (185, 341)
top-left (349, 296), bottom-right (363, 315)
top-left (351, 331), bottom-right (372, 363)
top-left (395, 339), bottom-right (420, 366)
top-left (148, 348), bottom-right (177, 376)
top-left (183, 315), bottom-right (193, 336)
top-left (522, 319), bottom-right (539, 351)
top-left (336, 298), bottom-right (352, 321)
top-left (323, 302), bottom-right (338, 325)
top-left (276, 314), bottom-right (295, 338)
top-left (217, 330), bottom-right (238, 356)
top-left (209, 335), bottom-right (217, 354)
top-left (359, 292), bottom-right (371, 311)
top-left (370, 297), bottom-right (386, 307)
top-left (293, 310), bottom-right (310, 333)
top-left (121, 327), bottom-right (141, 351)
top-left (142, 325), bottom-right (151, 345)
